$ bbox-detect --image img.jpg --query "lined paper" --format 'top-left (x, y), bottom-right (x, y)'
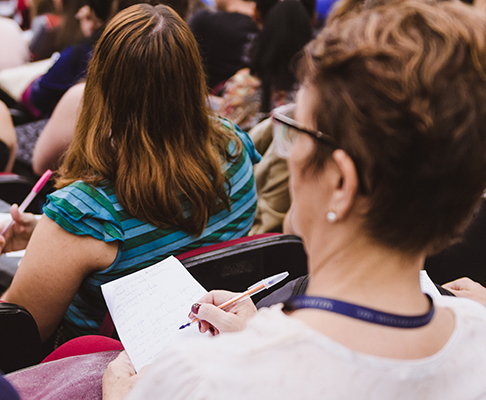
top-left (102, 256), bottom-right (207, 371)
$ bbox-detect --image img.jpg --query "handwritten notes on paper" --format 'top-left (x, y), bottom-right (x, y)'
top-left (101, 256), bottom-right (208, 371)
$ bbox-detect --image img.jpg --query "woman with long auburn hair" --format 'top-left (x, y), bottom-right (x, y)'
top-left (0, 4), bottom-right (260, 345)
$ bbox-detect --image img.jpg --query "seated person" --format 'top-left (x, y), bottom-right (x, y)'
top-left (102, 1), bottom-right (486, 398)
top-left (216, 0), bottom-right (313, 131)
top-left (19, 0), bottom-right (112, 118)
top-left (31, 82), bottom-right (84, 175)
top-left (0, 16), bottom-right (29, 71)
top-left (29, 0), bottom-right (86, 61)
top-left (15, 82), bottom-right (84, 173)
top-left (0, 4), bottom-right (259, 346)
top-left (188, 0), bottom-right (258, 91)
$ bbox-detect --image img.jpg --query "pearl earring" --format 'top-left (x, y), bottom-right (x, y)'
top-left (326, 207), bottom-right (337, 223)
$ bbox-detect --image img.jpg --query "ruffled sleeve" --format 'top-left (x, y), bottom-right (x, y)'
top-left (43, 181), bottom-right (124, 244)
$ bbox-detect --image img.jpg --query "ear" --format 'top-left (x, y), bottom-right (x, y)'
top-left (328, 149), bottom-right (359, 221)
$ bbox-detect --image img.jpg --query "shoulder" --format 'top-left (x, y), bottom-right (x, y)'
top-left (43, 181), bottom-right (124, 243)
top-left (436, 294), bottom-right (486, 322)
top-left (45, 181), bottom-right (114, 209)
top-left (219, 117), bottom-right (261, 164)
top-left (435, 295), bottom-right (486, 345)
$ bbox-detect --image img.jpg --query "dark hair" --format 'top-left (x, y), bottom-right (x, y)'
top-left (251, 0), bottom-right (313, 112)
top-left (301, 0), bottom-right (486, 254)
top-left (57, 4), bottom-right (241, 236)
top-left (111, 0), bottom-right (189, 19)
top-left (255, 0), bottom-right (315, 21)
top-left (87, 0), bottom-right (113, 20)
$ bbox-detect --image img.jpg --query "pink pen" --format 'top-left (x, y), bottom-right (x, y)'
top-left (0, 169), bottom-right (53, 235)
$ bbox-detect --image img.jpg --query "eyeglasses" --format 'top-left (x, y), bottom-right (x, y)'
top-left (272, 104), bottom-right (368, 194)
top-left (271, 104), bottom-right (338, 159)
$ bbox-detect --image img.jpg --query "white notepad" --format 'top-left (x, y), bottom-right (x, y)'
top-left (101, 256), bottom-right (208, 371)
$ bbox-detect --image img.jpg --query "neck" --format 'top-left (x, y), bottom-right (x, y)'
top-left (303, 230), bottom-right (428, 315)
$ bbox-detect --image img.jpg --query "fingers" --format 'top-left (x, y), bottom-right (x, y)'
top-left (193, 302), bottom-right (239, 333)
top-left (107, 351), bottom-right (136, 376)
top-left (103, 351), bottom-right (138, 400)
top-left (188, 290), bottom-right (240, 320)
top-left (442, 277), bottom-right (486, 307)
top-left (442, 277), bottom-right (476, 292)
top-left (11, 204), bottom-right (37, 228)
top-left (189, 292), bottom-right (257, 334)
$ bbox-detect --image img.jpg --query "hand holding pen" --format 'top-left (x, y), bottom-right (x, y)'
top-left (182, 272), bottom-right (289, 335)
top-left (184, 290), bottom-right (258, 335)
top-left (0, 170), bottom-right (52, 253)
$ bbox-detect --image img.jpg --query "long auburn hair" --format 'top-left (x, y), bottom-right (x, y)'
top-left (57, 4), bottom-right (241, 236)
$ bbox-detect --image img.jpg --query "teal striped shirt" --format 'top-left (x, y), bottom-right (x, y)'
top-left (43, 123), bottom-right (260, 340)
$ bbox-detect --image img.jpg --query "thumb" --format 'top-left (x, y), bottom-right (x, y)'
top-left (442, 277), bottom-right (473, 292)
top-left (10, 204), bottom-right (20, 221)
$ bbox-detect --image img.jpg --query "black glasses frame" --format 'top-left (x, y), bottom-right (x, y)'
top-left (272, 112), bottom-right (339, 149)
top-left (272, 108), bottom-right (369, 195)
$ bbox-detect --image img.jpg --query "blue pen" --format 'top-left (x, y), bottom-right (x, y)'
top-left (179, 271), bottom-right (289, 329)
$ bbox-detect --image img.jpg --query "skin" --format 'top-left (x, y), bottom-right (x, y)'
top-left (1, 215), bottom-right (118, 342)
top-left (0, 204), bottom-right (38, 254)
top-left (75, 5), bottom-right (104, 38)
top-left (0, 100), bottom-right (17, 173)
top-left (102, 351), bottom-right (145, 400)
top-left (443, 277), bottom-right (486, 307)
top-left (32, 82), bottom-right (84, 175)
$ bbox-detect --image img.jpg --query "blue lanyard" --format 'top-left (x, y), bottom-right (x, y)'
top-left (283, 294), bottom-right (435, 328)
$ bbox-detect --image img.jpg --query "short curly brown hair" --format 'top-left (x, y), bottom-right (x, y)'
top-left (301, 0), bottom-right (486, 254)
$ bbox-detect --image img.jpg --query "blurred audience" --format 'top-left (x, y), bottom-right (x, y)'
top-left (29, 0), bottom-right (86, 61)
top-left (189, 0), bottom-right (258, 91)
top-left (15, 82), bottom-right (84, 174)
top-left (30, 82), bottom-right (84, 175)
top-left (216, 0), bottom-right (313, 131)
top-left (19, 0), bottom-right (111, 118)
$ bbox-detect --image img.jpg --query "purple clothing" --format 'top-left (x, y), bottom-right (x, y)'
top-left (21, 42), bottom-right (92, 117)
top-left (0, 374), bottom-right (20, 400)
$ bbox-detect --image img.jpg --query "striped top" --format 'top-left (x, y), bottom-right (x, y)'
top-left (43, 124), bottom-right (260, 340)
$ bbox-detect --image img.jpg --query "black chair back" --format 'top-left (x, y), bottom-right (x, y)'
top-left (0, 174), bottom-right (43, 214)
top-left (0, 302), bottom-right (43, 374)
top-left (180, 234), bottom-right (308, 304)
